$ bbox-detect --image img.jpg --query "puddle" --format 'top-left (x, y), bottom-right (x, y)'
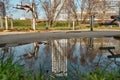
top-left (0, 37), bottom-right (120, 78)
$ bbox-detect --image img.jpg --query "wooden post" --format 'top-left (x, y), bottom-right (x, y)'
top-left (0, 16), bottom-right (3, 29)
top-left (32, 18), bottom-right (35, 30)
top-left (88, 38), bottom-right (94, 54)
top-left (46, 21), bottom-right (48, 30)
top-left (90, 15), bottom-right (94, 31)
top-left (72, 20), bottom-right (75, 30)
top-left (118, 2), bottom-right (120, 28)
top-left (11, 18), bottom-right (13, 29)
top-left (119, 7), bottom-right (120, 16)
top-left (5, 16), bottom-right (8, 30)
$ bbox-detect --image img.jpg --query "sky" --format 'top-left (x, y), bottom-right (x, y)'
top-left (11, 0), bottom-right (33, 19)
top-left (5, 0), bottom-right (120, 19)
top-left (9, 0), bottom-right (80, 19)
top-left (8, 0), bottom-right (47, 19)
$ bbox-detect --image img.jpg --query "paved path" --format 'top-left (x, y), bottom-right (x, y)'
top-left (0, 31), bottom-right (120, 47)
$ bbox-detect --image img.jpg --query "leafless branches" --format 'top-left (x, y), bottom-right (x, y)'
top-left (39, 0), bottom-right (65, 28)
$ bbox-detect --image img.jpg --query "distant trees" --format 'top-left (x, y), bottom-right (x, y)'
top-left (38, 0), bottom-right (79, 28)
top-left (76, 0), bottom-right (109, 23)
top-left (97, 0), bottom-right (108, 22)
top-left (76, 0), bottom-right (100, 23)
top-left (64, 0), bottom-right (78, 27)
top-left (1, 0), bottom-right (114, 29)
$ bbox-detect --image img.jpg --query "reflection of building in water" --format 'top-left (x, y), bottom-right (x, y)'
top-left (51, 39), bottom-right (67, 76)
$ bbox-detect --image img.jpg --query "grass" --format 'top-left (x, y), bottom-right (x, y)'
top-left (86, 69), bottom-right (118, 80)
top-left (0, 52), bottom-right (24, 80)
top-left (0, 49), bottom-right (120, 80)
top-left (0, 19), bottom-right (120, 31)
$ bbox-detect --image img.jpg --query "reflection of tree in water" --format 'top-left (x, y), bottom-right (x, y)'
top-left (67, 39), bottom-right (78, 64)
top-left (21, 42), bottom-right (40, 70)
top-left (43, 41), bottom-right (51, 56)
top-left (113, 39), bottom-right (120, 54)
top-left (52, 39), bottom-right (67, 76)
top-left (0, 47), bottom-right (14, 58)
top-left (79, 37), bottom-right (120, 71)
top-left (21, 41), bottom-right (50, 71)
top-left (2, 47), bottom-right (9, 53)
top-left (22, 42), bottom-right (39, 59)
top-left (0, 47), bottom-right (15, 67)
top-left (80, 38), bottom-right (105, 66)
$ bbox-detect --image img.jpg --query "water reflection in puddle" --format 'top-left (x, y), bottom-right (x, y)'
top-left (0, 37), bottom-right (120, 77)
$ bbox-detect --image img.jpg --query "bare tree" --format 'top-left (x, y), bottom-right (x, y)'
top-left (39, 0), bottom-right (65, 28)
top-left (77, 0), bottom-right (100, 23)
top-left (77, 0), bottom-right (111, 23)
top-left (0, 0), bottom-right (13, 16)
top-left (0, 2), bottom-right (6, 16)
top-left (98, 0), bottom-right (108, 22)
top-left (64, 0), bottom-right (78, 27)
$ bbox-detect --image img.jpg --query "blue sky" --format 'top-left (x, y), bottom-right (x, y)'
top-left (9, 0), bottom-right (46, 19)
top-left (9, 0), bottom-right (80, 19)
top-left (9, 0), bottom-right (120, 19)
top-left (10, 0), bottom-right (32, 19)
